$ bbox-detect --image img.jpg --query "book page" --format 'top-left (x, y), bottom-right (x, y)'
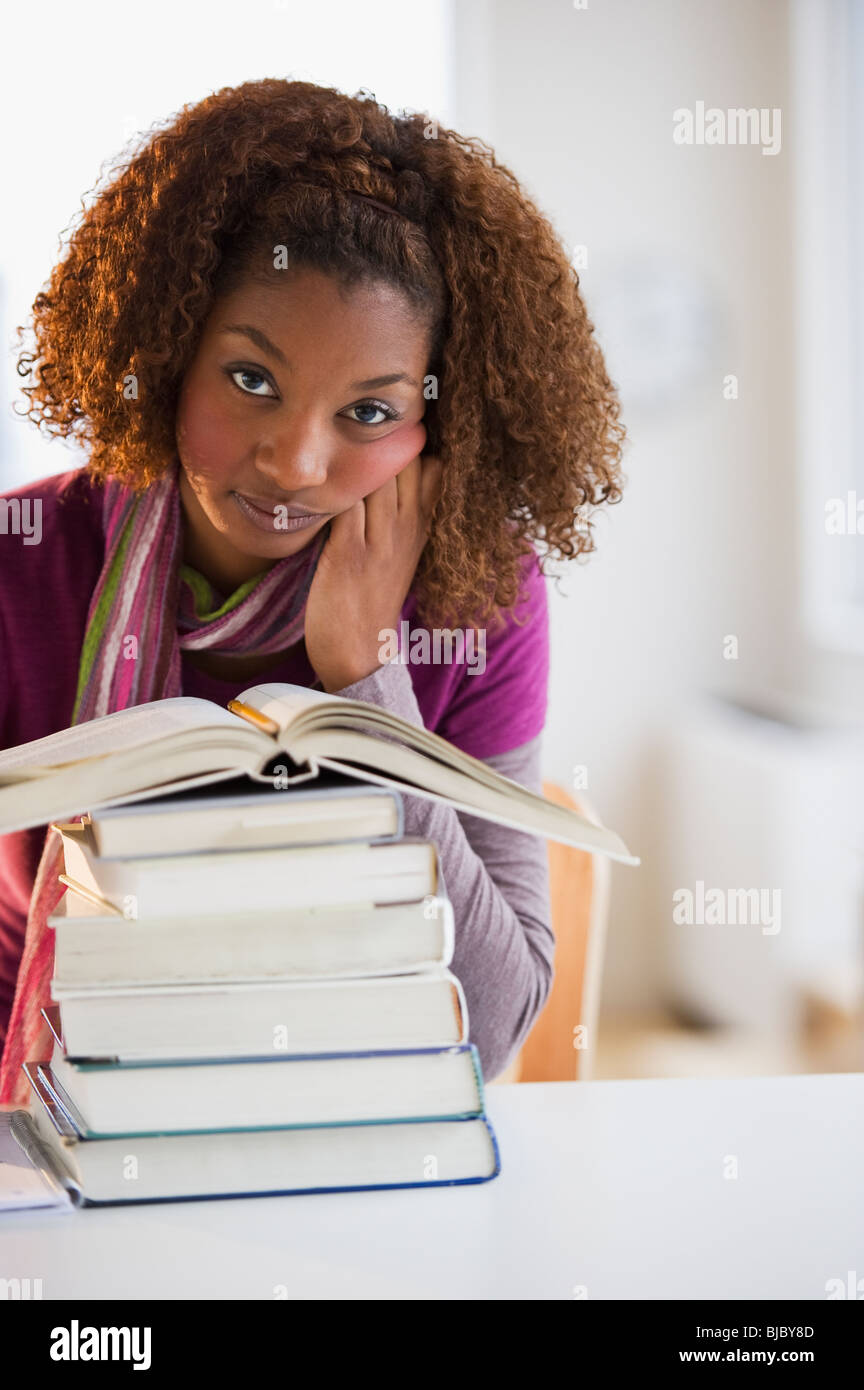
top-left (239, 684), bottom-right (638, 863)
top-left (238, 682), bottom-right (337, 729)
top-left (307, 740), bottom-right (638, 863)
top-left (0, 698), bottom-right (241, 780)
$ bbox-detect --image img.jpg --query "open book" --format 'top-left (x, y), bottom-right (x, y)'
top-left (0, 682), bottom-right (638, 864)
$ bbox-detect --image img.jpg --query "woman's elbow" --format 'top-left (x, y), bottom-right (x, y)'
top-left (475, 949), bottom-right (555, 1083)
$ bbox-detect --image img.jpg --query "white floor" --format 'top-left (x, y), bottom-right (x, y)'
top-left (594, 1007), bottom-right (864, 1080)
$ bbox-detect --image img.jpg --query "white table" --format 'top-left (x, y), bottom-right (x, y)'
top-left (2, 1074), bottom-right (861, 1300)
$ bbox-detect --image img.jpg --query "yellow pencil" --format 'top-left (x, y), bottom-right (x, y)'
top-left (227, 700), bottom-right (280, 736)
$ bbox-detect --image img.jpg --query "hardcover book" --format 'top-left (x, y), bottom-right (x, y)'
top-left (0, 681), bottom-right (638, 862)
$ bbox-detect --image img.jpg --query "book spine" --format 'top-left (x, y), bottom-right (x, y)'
top-left (480, 1113), bottom-right (502, 1177)
top-left (450, 975), bottom-right (469, 1042)
top-left (432, 872), bottom-right (455, 967)
top-left (466, 1043), bottom-right (487, 1111)
top-left (389, 789), bottom-right (405, 843)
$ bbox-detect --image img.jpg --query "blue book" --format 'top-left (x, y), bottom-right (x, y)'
top-left (21, 1065), bottom-right (501, 1206)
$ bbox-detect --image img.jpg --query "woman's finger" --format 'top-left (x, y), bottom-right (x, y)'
top-left (328, 497), bottom-right (366, 553)
top-left (395, 453), bottom-right (421, 513)
top-left (362, 472), bottom-right (398, 546)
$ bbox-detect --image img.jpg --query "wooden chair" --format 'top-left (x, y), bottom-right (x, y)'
top-left (491, 783), bottom-right (610, 1084)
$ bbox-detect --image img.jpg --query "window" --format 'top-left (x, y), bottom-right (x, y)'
top-left (794, 0), bottom-right (864, 652)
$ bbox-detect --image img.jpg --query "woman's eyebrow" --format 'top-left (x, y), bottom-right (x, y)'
top-left (220, 324), bottom-right (287, 365)
top-left (219, 324), bottom-right (419, 391)
top-left (350, 372), bottom-right (419, 390)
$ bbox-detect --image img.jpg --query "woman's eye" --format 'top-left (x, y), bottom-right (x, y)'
top-left (345, 400), bottom-right (399, 426)
top-left (229, 369), bottom-right (277, 398)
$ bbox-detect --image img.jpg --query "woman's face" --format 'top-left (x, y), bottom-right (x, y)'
top-left (175, 267), bottom-right (432, 591)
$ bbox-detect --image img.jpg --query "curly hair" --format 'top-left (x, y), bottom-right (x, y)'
top-left (16, 78), bottom-right (625, 627)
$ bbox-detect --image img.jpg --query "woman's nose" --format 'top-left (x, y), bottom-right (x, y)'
top-left (253, 426), bottom-right (330, 490)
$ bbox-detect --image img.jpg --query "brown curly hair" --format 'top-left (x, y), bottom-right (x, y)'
top-left (16, 78), bottom-right (625, 627)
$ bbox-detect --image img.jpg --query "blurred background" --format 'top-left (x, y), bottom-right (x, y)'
top-left (2, 0), bottom-right (862, 1080)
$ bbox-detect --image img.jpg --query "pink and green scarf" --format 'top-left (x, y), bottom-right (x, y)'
top-left (0, 467), bottom-right (327, 1105)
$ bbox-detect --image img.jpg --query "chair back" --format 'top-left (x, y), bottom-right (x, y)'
top-left (492, 783), bottom-right (610, 1084)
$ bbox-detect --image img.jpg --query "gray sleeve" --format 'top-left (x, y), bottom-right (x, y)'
top-left (333, 662), bottom-right (554, 1081)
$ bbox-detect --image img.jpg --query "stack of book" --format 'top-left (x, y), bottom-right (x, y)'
top-left (1, 681), bottom-right (635, 1208)
top-left (23, 775), bottom-right (499, 1205)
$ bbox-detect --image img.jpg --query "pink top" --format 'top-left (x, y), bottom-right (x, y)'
top-left (0, 469), bottom-right (552, 1077)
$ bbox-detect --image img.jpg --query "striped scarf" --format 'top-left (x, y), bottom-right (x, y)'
top-left (0, 468), bottom-right (327, 1106)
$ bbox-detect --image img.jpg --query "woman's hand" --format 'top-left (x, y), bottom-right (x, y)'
top-left (304, 452), bottom-right (443, 693)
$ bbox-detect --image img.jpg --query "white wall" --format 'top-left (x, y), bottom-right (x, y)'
top-left (451, 0), bottom-right (802, 1011)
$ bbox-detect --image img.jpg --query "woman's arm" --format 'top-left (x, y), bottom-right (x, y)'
top-left (447, 736), bottom-right (553, 1075)
top-left (335, 661), bottom-right (553, 1082)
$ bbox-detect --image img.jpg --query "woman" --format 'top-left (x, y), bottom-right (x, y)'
top-left (0, 79), bottom-right (624, 1103)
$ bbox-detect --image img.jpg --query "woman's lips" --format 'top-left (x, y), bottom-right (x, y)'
top-left (231, 491), bottom-right (329, 534)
